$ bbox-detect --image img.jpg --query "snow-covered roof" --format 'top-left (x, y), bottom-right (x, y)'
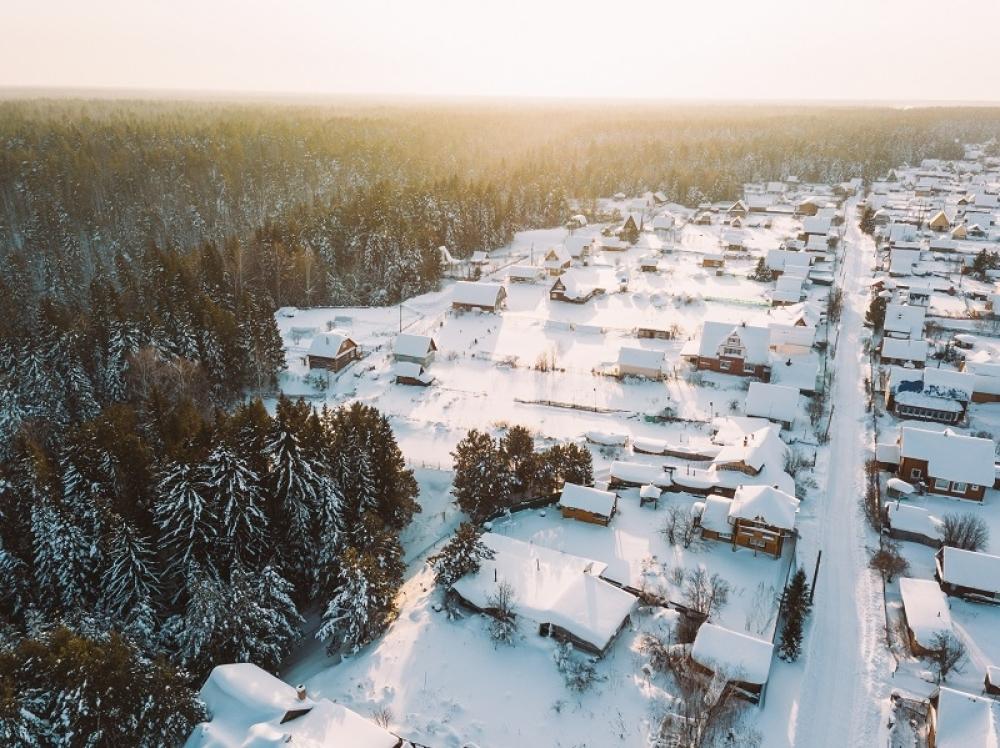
top-left (451, 533), bottom-right (634, 653)
top-left (508, 264), bottom-right (542, 280)
top-left (639, 484), bottom-right (661, 499)
top-left (938, 547), bottom-right (1000, 594)
top-left (699, 494), bottom-right (733, 534)
top-left (393, 333), bottom-right (436, 359)
top-left (713, 425), bottom-right (788, 474)
top-left (899, 427), bottom-right (995, 485)
top-left (308, 331), bottom-right (354, 358)
top-left (889, 366), bottom-right (974, 407)
top-left (586, 430), bottom-right (628, 447)
top-left (885, 478), bottom-right (915, 494)
top-left (618, 346), bottom-right (665, 371)
top-left (690, 623), bottom-right (773, 685)
top-left (453, 281), bottom-right (505, 307)
top-left (772, 275), bottom-right (804, 303)
top-left (545, 246), bottom-right (572, 266)
top-left (188, 664), bottom-right (399, 748)
top-left (563, 235), bottom-right (593, 257)
top-left (697, 321), bottom-right (771, 365)
top-left (553, 271), bottom-right (601, 300)
top-left (934, 687), bottom-right (1000, 748)
top-left (744, 382), bottom-right (799, 424)
top-left (898, 577), bottom-right (952, 647)
top-left (393, 361), bottom-right (432, 383)
top-left (768, 322), bottom-right (816, 350)
top-left (885, 502), bottom-right (944, 542)
top-left (609, 461), bottom-right (673, 487)
top-left (802, 216), bottom-right (832, 235)
top-left (558, 482), bottom-right (617, 517)
top-left (729, 484), bottom-right (800, 530)
top-left (880, 338), bottom-right (928, 363)
top-left (632, 437), bottom-right (668, 455)
top-left (652, 213), bottom-right (674, 230)
top-left (883, 303), bottom-right (926, 339)
top-left (766, 249), bottom-right (812, 272)
top-left (805, 234), bottom-right (830, 252)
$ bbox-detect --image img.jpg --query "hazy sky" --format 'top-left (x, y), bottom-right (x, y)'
top-left (4, 0), bottom-right (1000, 101)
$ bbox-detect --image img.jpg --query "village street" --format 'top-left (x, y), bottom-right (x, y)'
top-left (792, 199), bottom-right (895, 746)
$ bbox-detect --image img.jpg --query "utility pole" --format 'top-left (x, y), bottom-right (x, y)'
top-left (810, 550), bottom-right (822, 604)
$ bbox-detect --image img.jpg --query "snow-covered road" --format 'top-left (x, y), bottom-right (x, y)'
top-left (792, 199), bottom-right (894, 747)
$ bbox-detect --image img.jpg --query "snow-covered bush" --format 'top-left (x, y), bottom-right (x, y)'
top-left (486, 581), bottom-right (517, 646)
top-left (553, 642), bottom-right (603, 692)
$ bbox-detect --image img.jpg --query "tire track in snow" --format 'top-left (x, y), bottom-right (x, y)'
top-left (792, 199), bottom-right (894, 747)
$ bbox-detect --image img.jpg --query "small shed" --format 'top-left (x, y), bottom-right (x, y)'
top-left (618, 347), bottom-right (664, 380)
top-left (639, 484), bottom-right (661, 508)
top-left (558, 483), bottom-right (618, 526)
top-left (744, 382), bottom-right (799, 428)
top-left (393, 361), bottom-right (434, 387)
top-left (898, 577), bottom-right (953, 655)
top-left (393, 333), bottom-right (437, 367)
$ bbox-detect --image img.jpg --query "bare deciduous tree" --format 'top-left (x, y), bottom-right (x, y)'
top-left (683, 568), bottom-right (730, 620)
top-left (928, 630), bottom-right (967, 683)
top-left (940, 513), bottom-right (989, 552)
top-left (868, 542), bottom-right (909, 583)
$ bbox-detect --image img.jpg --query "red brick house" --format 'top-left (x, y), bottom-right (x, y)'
top-left (686, 321), bottom-right (772, 380)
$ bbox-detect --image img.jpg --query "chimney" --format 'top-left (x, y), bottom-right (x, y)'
top-left (295, 685), bottom-right (307, 702)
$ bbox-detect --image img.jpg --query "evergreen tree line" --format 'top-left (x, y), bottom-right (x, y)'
top-left (0, 395), bottom-right (419, 742)
top-left (451, 425), bottom-right (593, 521)
top-left (4, 100), bottom-right (998, 315)
top-left (0, 240), bottom-right (285, 461)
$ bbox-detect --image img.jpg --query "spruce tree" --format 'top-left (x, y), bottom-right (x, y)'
top-left (316, 547), bottom-right (398, 653)
top-left (154, 460), bottom-right (218, 589)
top-left (100, 519), bottom-right (160, 632)
top-left (778, 569), bottom-right (812, 661)
top-left (428, 522), bottom-right (495, 587)
top-left (451, 429), bottom-right (510, 521)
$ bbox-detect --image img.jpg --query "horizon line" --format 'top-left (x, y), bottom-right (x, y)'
top-left (2, 84), bottom-right (1000, 109)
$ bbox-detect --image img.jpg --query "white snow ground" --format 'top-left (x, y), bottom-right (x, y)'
top-left (776, 198), bottom-right (894, 747)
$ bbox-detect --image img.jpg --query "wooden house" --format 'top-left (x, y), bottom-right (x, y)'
top-left (452, 281), bottom-right (507, 312)
top-left (543, 246), bottom-right (572, 276)
top-left (558, 483), bottom-right (618, 526)
top-left (190, 664), bottom-right (402, 748)
top-left (928, 687), bottom-right (1000, 748)
top-left (550, 273), bottom-right (602, 304)
top-left (701, 252), bottom-right (725, 269)
top-left (306, 332), bottom-right (360, 372)
top-left (897, 427), bottom-right (994, 501)
top-left (727, 200), bottom-right (749, 218)
top-left (928, 210), bottom-right (951, 232)
top-left (690, 623), bottom-right (773, 704)
top-left (696, 484), bottom-right (799, 558)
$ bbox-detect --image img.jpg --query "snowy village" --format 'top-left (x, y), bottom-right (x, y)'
top-left (5, 6), bottom-right (1000, 746)
top-left (176, 151), bottom-right (1000, 746)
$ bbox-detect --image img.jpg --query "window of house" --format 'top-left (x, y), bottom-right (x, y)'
top-left (952, 482), bottom-right (967, 493)
top-left (720, 360), bottom-right (731, 370)
top-left (933, 478), bottom-right (951, 491)
top-left (970, 484), bottom-right (980, 491)
top-left (909, 467), bottom-right (922, 479)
